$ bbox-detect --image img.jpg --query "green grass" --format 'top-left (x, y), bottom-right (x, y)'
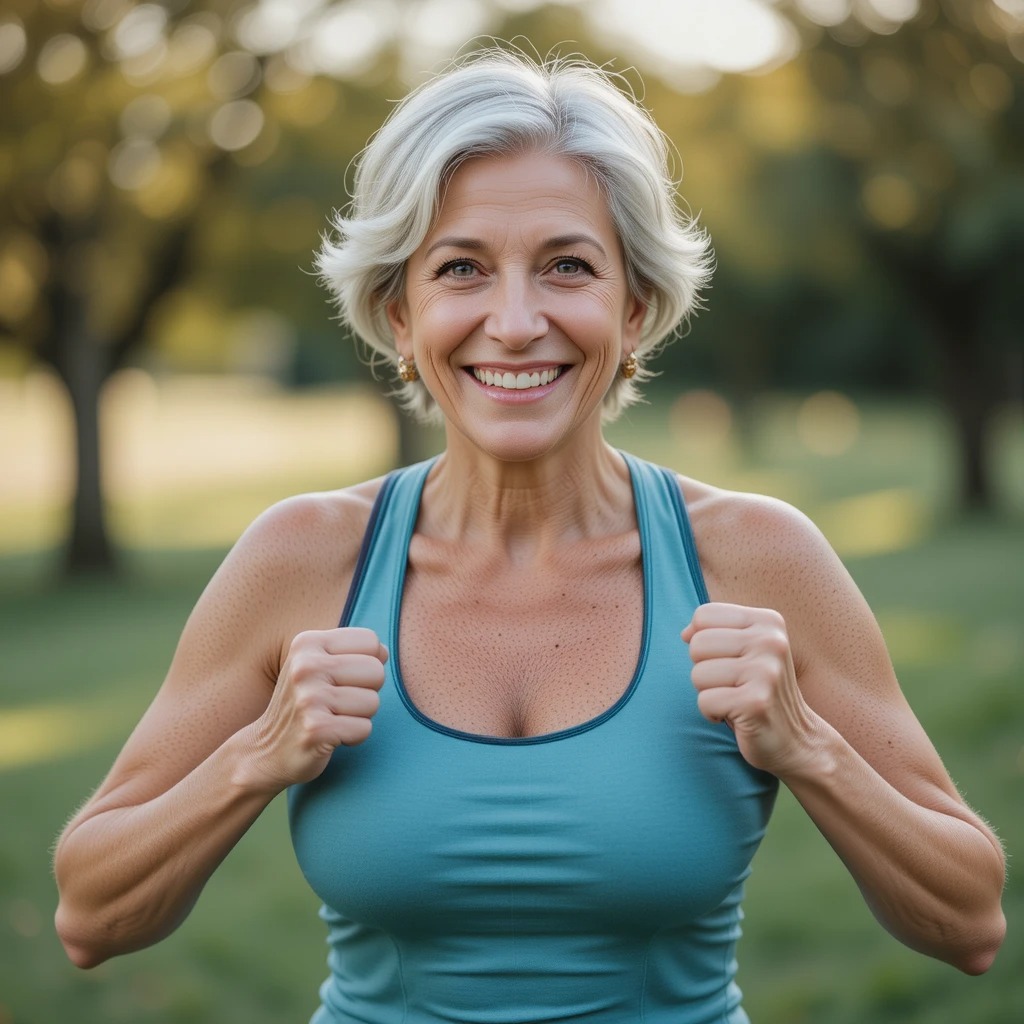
top-left (1, 394), bottom-right (1021, 1023)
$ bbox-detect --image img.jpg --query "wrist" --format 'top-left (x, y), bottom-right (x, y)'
top-left (775, 714), bottom-right (843, 787)
top-left (225, 723), bottom-right (287, 799)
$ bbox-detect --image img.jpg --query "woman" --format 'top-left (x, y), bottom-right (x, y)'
top-left (54, 49), bottom-right (1005, 1023)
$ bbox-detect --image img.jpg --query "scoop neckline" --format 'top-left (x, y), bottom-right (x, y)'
top-left (386, 452), bottom-right (653, 746)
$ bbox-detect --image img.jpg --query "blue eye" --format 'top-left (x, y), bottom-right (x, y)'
top-left (553, 257), bottom-right (593, 275)
top-left (436, 259), bottom-right (476, 278)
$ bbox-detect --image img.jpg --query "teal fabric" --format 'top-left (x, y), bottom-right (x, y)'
top-left (288, 453), bottom-right (778, 1024)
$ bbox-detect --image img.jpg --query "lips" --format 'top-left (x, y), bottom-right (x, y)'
top-left (471, 367), bottom-right (563, 390)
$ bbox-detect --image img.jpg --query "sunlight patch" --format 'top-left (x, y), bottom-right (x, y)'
top-left (875, 609), bottom-right (963, 668)
top-left (816, 488), bottom-right (928, 558)
top-left (0, 702), bottom-right (126, 771)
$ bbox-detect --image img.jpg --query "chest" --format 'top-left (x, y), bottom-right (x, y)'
top-left (397, 537), bottom-right (643, 738)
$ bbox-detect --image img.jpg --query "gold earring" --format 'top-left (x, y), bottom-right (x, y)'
top-left (621, 352), bottom-right (638, 379)
top-left (397, 356), bottom-right (419, 383)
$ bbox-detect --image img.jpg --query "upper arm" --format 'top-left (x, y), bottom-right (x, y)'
top-left (688, 483), bottom-right (994, 831)
top-left (68, 486), bottom-right (377, 822)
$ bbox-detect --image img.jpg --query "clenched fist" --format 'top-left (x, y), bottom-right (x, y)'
top-left (682, 602), bottom-right (823, 778)
top-left (245, 627), bottom-right (388, 792)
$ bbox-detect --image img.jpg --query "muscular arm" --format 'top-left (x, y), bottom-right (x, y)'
top-left (53, 487), bottom-right (381, 968)
top-left (684, 484), bottom-right (1006, 974)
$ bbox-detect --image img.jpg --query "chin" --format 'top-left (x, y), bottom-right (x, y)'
top-left (455, 422), bottom-right (569, 465)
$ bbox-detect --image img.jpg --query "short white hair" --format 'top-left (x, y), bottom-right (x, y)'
top-left (316, 46), bottom-right (713, 422)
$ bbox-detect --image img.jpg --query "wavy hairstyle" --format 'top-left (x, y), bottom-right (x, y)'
top-left (316, 46), bottom-right (713, 422)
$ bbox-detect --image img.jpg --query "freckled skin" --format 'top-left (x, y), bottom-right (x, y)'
top-left (401, 525), bottom-right (642, 738)
top-left (387, 151), bottom-right (646, 466)
top-left (52, 152), bottom-right (1005, 977)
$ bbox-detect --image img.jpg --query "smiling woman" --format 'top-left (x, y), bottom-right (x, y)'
top-left (316, 48), bottom-right (712, 422)
top-left (53, 45), bottom-right (1005, 1024)
top-left (384, 151), bottom-right (648, 462)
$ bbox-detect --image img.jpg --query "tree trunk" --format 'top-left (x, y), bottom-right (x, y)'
top-left (938, 330), bottom-right (994, 513)
top-left (396, 407), bottom-right (424, 468)
top-left (60, 335), bottom-right (117, 574)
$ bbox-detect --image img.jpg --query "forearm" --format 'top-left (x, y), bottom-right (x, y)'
top-left (783, 719), bottom-right (1006, 974)
top-left (54, 726), bottom-right (276, 967)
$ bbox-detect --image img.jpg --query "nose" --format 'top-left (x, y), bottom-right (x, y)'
top-left (483, 274), bottom-right (547, 350)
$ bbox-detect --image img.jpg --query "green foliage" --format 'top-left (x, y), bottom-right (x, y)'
top-left (1, 399), bottom-right (1021, 1023)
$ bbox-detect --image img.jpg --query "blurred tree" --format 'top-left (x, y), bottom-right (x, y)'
top-left (598, 0), bottom-right (1023, 510)
top-left (0, 0), bottom-right (408, 573)
top-left (777, 0), bottom-right (1024, 510)
top-left (0, 0), bottom-right (267, 572)
top-left (3, 0), bottom-right (1021, 581)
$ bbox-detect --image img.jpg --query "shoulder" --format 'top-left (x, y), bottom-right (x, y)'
top-left (673, 474), bottom-right (888, 685)
top-left (676, 474), bottom-right (842, 611)
top-left (183, 475), bottom-right (391, 675)
top-left (230, 476), bottom-right (387, 577)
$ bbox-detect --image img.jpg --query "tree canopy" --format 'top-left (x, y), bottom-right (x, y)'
top-left (1, 0), bottom-right (1021, 571)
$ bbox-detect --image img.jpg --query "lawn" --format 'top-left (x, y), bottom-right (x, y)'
top-left (0, 389), bottom-right (1021, 1023)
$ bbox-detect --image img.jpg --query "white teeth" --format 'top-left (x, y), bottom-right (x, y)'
top-left (472, 367), bottom-right (562, 390)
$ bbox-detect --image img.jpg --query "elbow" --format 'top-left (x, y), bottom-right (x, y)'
top-left (953, 910), bottom-right (1007, 977)
top-left (54, 904), bottom-right (110, 970)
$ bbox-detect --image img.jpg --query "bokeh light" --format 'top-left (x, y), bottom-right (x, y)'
top-left (207, 50), bottom-right (261, 99)
top-left (207, 99), bottom-right (264, 151)
top-left (795, 0), bottom-right (850, 26)
top-left (670, 389), bottom-right (734, 450)
top-left (0, 17), bottom-right (27, 74)
top-left (37, 33), bottom-right (89, 85)
top-left (165, 16), bottom-right (220, 76)
top-left (796, 391), bottom-right (861, 456)
top-left (862, 172), bottom-right (918, 229)
top-left (119, 93), bottom-right (172, 139)
top-left (108, 138), bottom-right (162, 190)
top-left (108, 2), bottom-right (167, 60)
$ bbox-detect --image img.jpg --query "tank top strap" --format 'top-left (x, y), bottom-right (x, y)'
top-left (619, 451), bottom-right (709, 616)
top-left (341, 452), bottom-right (708, 629)
top-left (339, 456), bottom-right (438, 628)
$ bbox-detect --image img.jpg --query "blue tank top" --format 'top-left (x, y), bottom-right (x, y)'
top-left (289, 453), bottom-right (778, 1024)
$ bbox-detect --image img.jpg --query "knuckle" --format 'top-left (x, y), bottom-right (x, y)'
top-left (293, 687), bottom-right (318, 714)
top-left (754, 654), bottom-right (784, 685)
top-left (342, 626), bottom-right (380, 651)
top-left (746, 687), bottom-right (772, 717)
top-left (339, 717), bottom-right (373, 746)
top-left (691, 604), bottom-right (714, 629)
top-left (763, 628), bottom-right (790, 657)
top-left (290, 629), bottom-right (322, 653)
top-left (288, 650), bottom-right (321, 682)
top-left (690, 663), bottom-right (714, 689)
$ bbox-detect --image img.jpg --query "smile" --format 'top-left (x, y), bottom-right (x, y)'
top-left (471, 367), bottom-right (563, 390)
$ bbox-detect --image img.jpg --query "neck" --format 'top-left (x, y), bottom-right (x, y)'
top-left (419, 426), bottom-right (633, 558)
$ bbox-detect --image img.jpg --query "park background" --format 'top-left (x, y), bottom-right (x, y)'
top-left (1, 0), bottom-right (1021, 1021)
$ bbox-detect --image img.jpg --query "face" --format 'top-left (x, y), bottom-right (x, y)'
top-left (387, 151), bottom-right (646, 463)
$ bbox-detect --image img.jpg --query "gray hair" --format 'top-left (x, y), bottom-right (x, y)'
top-left (315, 46), bottom-right (713, 422)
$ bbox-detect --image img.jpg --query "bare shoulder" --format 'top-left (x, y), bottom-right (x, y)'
top-left (675, 473), bottom-right (973, 806)
top-left (193, 475), bottom-right (388, 671)
top-left (76, 477), bottom-right (388, 813)
top-left (676, 473), bottom-right (896, 712)
top-left (677, 475), bottom-right (845, 618)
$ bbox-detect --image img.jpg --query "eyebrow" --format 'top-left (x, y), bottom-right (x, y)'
top-left (423, 233), bottom-right (608, 259)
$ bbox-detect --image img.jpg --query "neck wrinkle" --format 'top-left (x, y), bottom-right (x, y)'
top-left (417, 438), bottom-right (633, 558)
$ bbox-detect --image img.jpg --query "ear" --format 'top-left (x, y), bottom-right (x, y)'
top-left (386, 297), bottom-right (412, 357)
top-left (623, 291), bottom-right (648, 350)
